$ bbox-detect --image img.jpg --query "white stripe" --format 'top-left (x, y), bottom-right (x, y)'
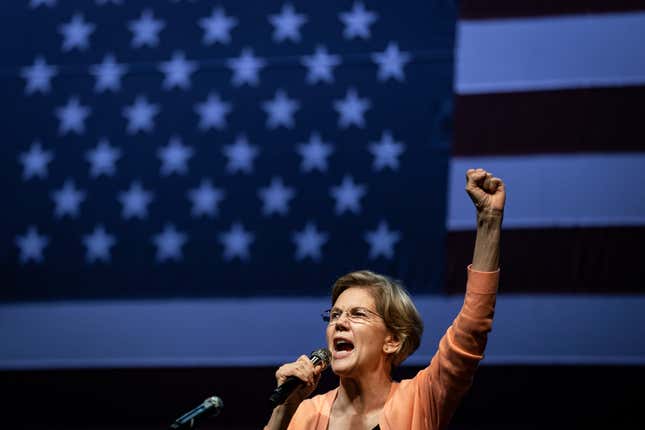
top-left (456, 12), bottom-right (645, 94)
top-left (1, 295), bottom-right (644, 368)
top-left (447, 153), bottom-right (645, 230)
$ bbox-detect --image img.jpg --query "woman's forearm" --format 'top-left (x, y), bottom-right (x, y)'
top-left (471, 209), bottom-right (502, 272)
top-left (265, 402), bottom-right (299, 430)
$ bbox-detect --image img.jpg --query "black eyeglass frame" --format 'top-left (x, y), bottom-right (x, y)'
top-left (321, 306), bottom-right (383, 323)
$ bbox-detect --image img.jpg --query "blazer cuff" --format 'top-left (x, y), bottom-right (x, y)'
top-left (466, 264), bottom-right (499, 294)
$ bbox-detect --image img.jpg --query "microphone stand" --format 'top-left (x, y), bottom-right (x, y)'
top-left (169, 396), bottom-right (223, 429)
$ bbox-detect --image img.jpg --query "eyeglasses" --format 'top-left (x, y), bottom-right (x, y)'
top-left (321, 306), bottom-right (382, 324)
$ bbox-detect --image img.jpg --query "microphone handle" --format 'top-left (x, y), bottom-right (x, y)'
top-left (269, 375), bottom-right (304, 407)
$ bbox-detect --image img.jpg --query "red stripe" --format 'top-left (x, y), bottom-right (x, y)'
top-left (454, 86), bottom-right (645, 156)
top-left (445, 227), bottom-right (645, 294)
top-left (460, 0), bottom-right (645, 20)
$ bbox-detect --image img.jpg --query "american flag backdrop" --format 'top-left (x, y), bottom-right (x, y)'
top-left (2, 3), bottom-right (645, 428)
top-left (2, 0), bottom-right (455, 302)
top-left (2, 1), bottom-right (645, 371)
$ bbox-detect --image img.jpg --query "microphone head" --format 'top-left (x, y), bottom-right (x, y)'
top-left (203, 396), bottom-right (223, 417)
top-left (203, 396), bottom-right (223, 407)
top-left (310, 348), bottom-right (331, 369)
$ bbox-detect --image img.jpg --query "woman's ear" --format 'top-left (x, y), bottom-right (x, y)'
top-left (383, 333), bottom-right (402, 355)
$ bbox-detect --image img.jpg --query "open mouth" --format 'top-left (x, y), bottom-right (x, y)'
top-left (333, 339), bottom-right (355, 357)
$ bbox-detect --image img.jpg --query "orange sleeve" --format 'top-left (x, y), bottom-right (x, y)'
top-left (393, 265), bottom-right (499, 430)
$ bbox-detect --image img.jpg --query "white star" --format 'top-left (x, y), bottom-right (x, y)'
top-left (301, 46), bottom-right (340, 84)
top-left (339, 2), bottom-right (378, 40)
top-left (334, 88), bottom-right (371, 129)
top-left (269, 3), bottom-right (307, 43)
top-left (262, 89), bottom-right (300, 129)
top-left (372, 42), bottom-right (411, 82)
top-left (30, 0), bottom-right (56, 8)
top-left (118, 181), bottom-right (154, 219)
top-left (187, 179), bottom-right (225, 218)
top-left (330, 175), bottom-right (367, 215)
top-left (194, 93), bottom-right (232, 131)
top-left (19, 141), bottom-right (53, 180)
top-left (83, 225), bottom-right (116, 263)
top-left (219, 223), bottom-right (254, 261)
top-left (159, 51), bottom-right (197, 90)
top-left (292, 222), bottom-right (328, 262)
top-left (152, 224), bottom-right (187, 262)
top-left (86, 138), bottom-right (121, 177)
top-left (364, 220), bottom-right (401, 259)
top-left (128, 9), bottom-right (165, 48)
top-left (55, 96), bottom-right (91, 135)
top-left (258, 177), bottom-right (295, 216)
top-left (51, 179), bottom-right (86, 219)
top-left (368, 131), bottom-right (405, 171)
top-left (296, 132), bottom-right (333, 173)
top-left (227, 48), bottom-right (266, 87)
top-left (90, 54), bottom-right (127, 92)
top-left (199, 7), bottom-right (237, 45)
top-left (21, 56), bottom-right (57, 95)
top-left (123, 95), bottom-right (160, 134)
top-left (15, 226), bottom-right (49, 264)
top-left (222, 135), bottom-right (259, 174)
top-left (158, 135), bottom-right (194, 176)
top-left (59, 13), bottom-right (95, 51)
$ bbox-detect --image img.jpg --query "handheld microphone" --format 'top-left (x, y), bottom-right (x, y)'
top-left (269, 348), bottom-right (331, 407)
top-left (169, 395), bottom-right (223, 429)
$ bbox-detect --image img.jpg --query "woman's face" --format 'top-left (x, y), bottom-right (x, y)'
top-left (325, 287), bottom-right (392, 378)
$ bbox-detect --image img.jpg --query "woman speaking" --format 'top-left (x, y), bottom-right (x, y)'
top-left (265, 168), bottom-right (505, 430)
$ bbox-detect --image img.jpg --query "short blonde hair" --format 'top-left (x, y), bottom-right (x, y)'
top-left (331, 270), bottom-right (423, 367)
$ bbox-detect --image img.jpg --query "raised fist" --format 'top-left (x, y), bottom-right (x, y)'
top-left (465, 168), bottom-right (506, 214)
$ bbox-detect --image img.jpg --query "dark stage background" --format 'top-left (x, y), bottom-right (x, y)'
top-left (2, 365), bottom-right (642, 429)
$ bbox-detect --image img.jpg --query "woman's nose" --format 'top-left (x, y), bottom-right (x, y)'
top-left (334, 314), bottom-right (350, 329)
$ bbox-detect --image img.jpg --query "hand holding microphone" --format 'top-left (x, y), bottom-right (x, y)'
top-left (269, 348), bottom-right (331, 407)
